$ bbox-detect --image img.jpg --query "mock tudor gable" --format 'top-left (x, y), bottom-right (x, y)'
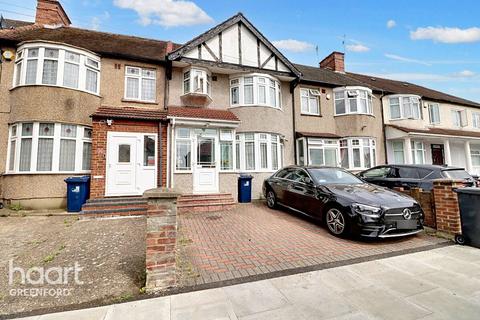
top-left (168, 13), bottom-right (301, 78)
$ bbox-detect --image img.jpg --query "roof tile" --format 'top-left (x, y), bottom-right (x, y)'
top-left (168, 106), bottom-right (240, 122)
top-left (92, 106), bottom-right (167, 120)
top-left (388, 124), bottom-right (480, 139)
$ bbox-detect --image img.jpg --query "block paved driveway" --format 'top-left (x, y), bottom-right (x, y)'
top-left (176, 202), bottom-right (448, 287)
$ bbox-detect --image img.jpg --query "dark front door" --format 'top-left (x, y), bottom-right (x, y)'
top-left (431, 144), bottom-right (445, 165)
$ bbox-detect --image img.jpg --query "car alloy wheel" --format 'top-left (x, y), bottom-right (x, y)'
top-left (326, 208), bottom-right (345, 235)
top-left (266, 190), bottom-right (276, 208)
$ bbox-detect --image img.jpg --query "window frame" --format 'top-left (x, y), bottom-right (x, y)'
top-left (236, 132), bottom-right (283, 172)
top-left (306, 139), bottom-right (339, 167)
top-left (182, 67), bottom-right (211, 96)
top-left (6, 122), bottom-right (92, 174)
top-left (451, 109), bottom-right (468, 127)
top-left (411, 140), bottom-right (426, 164)
top-left (13, 42), bottom-right (101, 95)
top-left (428, 103), bottom-right (441, 124)
top-left (473, 112), bottom-right (480, 129)
top-left (229, 74), bottom-right (282, 110)
top-left (300, 88), bottom-right (321, 115)
top-left (387, 94), bottom-right (422, 120)
top-left (339, 137), bottom-right (376, 170)
top-left (124, 66), bottom-right (157, 102)
top-left (333, 86), bottom-right (374, 116)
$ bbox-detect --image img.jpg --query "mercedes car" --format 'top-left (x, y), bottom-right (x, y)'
top-left (263, 166), bottom-right (424, 238)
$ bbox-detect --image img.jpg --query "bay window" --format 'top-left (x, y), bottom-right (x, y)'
top-left (230, 74), bottom-right (281, 109)
top-left (183, 68), bottom-right (211, 96)
top-left (300, 88), bottom-right (320, 115)
top-left (236, 133), bottom-right (282, 172)
top-left (14, 43), bottom-right (100, 94)
top-left (339, 138), bottom-right (376, 170)
top-left (125, 66), bottom-right (156, 102)
top-left (334, 87), bottom-right (373, 115)
top-left (7, 122), bottom-right (92, 174)
top-left (388, 95), bottom-right (421, 120)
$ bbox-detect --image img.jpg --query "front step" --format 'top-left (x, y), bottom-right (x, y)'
top-left (177, 193), bottom-right (236, 213)
top-left (80, 196), bottom-right (148, 219)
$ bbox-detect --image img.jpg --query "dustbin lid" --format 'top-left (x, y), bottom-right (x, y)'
top-left (454, 187), bottom-right (480, 195)
top-left (238, 174), bottom-right (253, 179)
top-left (65, 176), bottom-right (90, 183)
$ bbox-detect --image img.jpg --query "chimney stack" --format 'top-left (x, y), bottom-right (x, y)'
top-left (35, 0), bottom-right (71, 26)
top-left (319, 51), bottom-right (345, 73)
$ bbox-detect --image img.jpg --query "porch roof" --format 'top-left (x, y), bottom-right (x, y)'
top-left (92, 106), bottom-right (167, 121)
top-left (296, 131), bottom-right (342, 139)
top-left (387, 124), bottom-right (480, 139)
top-left (167, 106), bottom-right (240, 122)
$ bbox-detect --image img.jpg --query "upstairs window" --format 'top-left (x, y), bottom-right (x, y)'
top-left (183, 68), bottom-right (211, 96)
top-left (125, 66), bottom-right (156, 102)
top-left (14, 44), bottom-right (100, 94)
top-left (473, 112), bottom-right (480, 129)
top-left (389, 95), bottom-right (421, 120)
top-left (230, 75), bottom-right (281, 109)
top-left (452, 110), bottom-right (468, 127)
top-left (334, 87), bottom-right (373, 115)
top-left (300, 88), bottom-right (320, 115)
top-left (428, 103), bottom-right (440, 124)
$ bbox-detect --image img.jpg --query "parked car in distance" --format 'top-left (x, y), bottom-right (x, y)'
top-left (358, 164), bottom-right (478, 191)
top-left (263, 166), bottom-right (424, 239)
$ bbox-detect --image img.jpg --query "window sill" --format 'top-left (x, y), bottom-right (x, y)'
top-left (122, 98), bottom-right (158, 105)
top-left (300, 113), bottom-right (322, 117)
top-left (229, 105), bottom-right (283, 112)
top-left (10, 84), bottom-right (101, 97)
top-left (389, 118), bottom-right (422, 121)
top-left (4, 171), bottom-right (91, 176)
top-left (334, 113), bottom-right (374, 117)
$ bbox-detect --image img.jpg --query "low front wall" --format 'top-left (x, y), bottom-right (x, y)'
top-left (1, 174), bottom-right (78, 209)
top-left (173, 172), bottom-right (273, 199)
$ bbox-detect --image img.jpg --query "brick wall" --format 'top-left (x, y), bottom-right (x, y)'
top-left (395, 187), bottom-right (436, 228)
top-left (90, 119), bottom-right (168, 198)
top-left (144, 188), bottom-right (180, 292)
top-left (35, 0), bottom-right (71, 26)
top-left (432, 179), bottom-right (466, 235)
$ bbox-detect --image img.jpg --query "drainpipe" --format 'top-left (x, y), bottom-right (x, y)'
top-left (158, 122), bottom-right (163, 187)
top-left (290, 78), bottom-right (300, 164)
top-left (379, 90), bottom-right (388, 165)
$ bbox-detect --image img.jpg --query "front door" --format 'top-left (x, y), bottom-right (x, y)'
top-left (431, 144), bottom-right (445, 165)
top-left (106, 132), bottom-right (157, 196)
top-left (193, 136), bottom-right (219, 193)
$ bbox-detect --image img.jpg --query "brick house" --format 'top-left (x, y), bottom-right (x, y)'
top-left (1, 0), bottom-right (479, 210)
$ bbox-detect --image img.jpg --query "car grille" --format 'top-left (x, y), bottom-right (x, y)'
top-left (384, 207), bottom-right (422, 221)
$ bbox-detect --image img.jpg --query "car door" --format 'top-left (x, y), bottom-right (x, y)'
top-left (389, 166), bottom-right (421, 189)
top-left (282, 169), bottom-right (313, 213)
top-left (291, 169), bottom-right (319, 215)
top-left (360, 166), bottom-right (392, 187)
top-left (269, 168), bottom-right (295, 203)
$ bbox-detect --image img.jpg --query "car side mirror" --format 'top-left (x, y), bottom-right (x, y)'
top-left (304, 177), bottom-right (312, 184)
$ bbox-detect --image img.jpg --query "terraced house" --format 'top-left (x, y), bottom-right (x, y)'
top-left (0, 0), bottom-right (479, 210)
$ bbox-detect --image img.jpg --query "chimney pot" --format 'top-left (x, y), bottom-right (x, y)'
top-left (319, 51), bottom-right (345, 73)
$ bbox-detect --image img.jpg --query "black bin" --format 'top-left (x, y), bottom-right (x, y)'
top-left (238, 174), bottom-right (253, 203)
top-left (455, 187), bottom-right (480, 248)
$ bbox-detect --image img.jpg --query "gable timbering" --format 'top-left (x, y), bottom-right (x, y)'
top-left (168, 13), bottom-right (301, 78)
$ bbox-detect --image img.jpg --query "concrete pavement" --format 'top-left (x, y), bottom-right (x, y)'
top-left (16, 245), bottom-right (480, 320)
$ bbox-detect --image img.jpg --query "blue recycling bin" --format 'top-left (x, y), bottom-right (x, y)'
top-left (65, 176), bottom-right (90, 212)
top-left (238, 174), bottom-right (253, 203)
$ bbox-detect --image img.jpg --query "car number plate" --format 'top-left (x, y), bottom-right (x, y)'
top-left (396, 220), bottom-right (417, 230)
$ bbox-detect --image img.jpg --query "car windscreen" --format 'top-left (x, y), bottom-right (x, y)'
top-left (308, 168), bottom-right (364, 185)
top-left (443, 169), bottom-right (472, 179)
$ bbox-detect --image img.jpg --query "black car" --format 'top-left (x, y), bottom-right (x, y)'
top-left (358, 164), bottom-right (478, 191)
top-left (263, 166), bottom-right (424, 238)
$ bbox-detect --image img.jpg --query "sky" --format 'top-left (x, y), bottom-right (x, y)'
top-left (3, 0), bottom-right (480, 102)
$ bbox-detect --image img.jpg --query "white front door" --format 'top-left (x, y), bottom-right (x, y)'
top-left (193, 136), bottom-right (219, 193)
top-left (106, 132), bottom-right (157, 196)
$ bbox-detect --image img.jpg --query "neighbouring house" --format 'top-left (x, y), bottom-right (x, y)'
top-left (1, 0), bottom-right (479, 210)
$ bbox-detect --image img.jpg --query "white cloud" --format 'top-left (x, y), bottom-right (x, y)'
top-left (384, 53), bottom-right (431, 66)
top-left (410, 26), bottom-right (480, 43)
top-left (113, 0), bottom-right (213, 27)
top-left (272, 39), bottom-right (314, 53)
top-left (451, 70), bottom-right (476, 78)
top-left (346, 44), bottom-right (370, 52)
top-left (90, 11), bottom-right (110, 30)
top-left (386, 20), bottom-right (396, 29)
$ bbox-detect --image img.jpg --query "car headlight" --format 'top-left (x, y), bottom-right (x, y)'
top-left (352, 203), bottom-right (382, 218)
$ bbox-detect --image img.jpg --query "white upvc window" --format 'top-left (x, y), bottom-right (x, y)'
top-left (471, 144), bottom-right (480, 167)
top-left (392, 141), bottom-right (405, 164)
top-left (125, 66), bottom-right (156, 102)
top-left (428, 103), bottom-right (441, 124)
top-left (13, 43), bottom-right (101, 94)
top-left (473, 112), bottom-right (480, 129)
top-left (300, 88), bottom-right (321, 115)
top-left (220, 130), bottom-right (234, 171)
top-left (6, 122), bottom-right (92, 174)
top-left (388, 95), bottom-right (421, 120)
top-left (306, 139), bottom-right (339, 166)
top-left (452, 109), bottom-right (468, 127)
top-left (229, 74), bottom-right (282, 109)
top-left (411, 141), bottom-right (426, 164)
top-left (182, 67), bottom-right (211, 96)
top-left (236, 132), bottom-right (282, 172)
top-left (339, 137), bottom-right (376, 170)
top-left (334, 87), bottom-right (373, 116)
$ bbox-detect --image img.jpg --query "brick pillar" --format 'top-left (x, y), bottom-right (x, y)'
top-left (144, 187), bottom-right (181, 293)
top-left (433, 179), bottom-right (465, 235)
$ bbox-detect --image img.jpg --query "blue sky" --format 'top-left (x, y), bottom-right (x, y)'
top-left (4, 0), bottom-right (480, 102)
